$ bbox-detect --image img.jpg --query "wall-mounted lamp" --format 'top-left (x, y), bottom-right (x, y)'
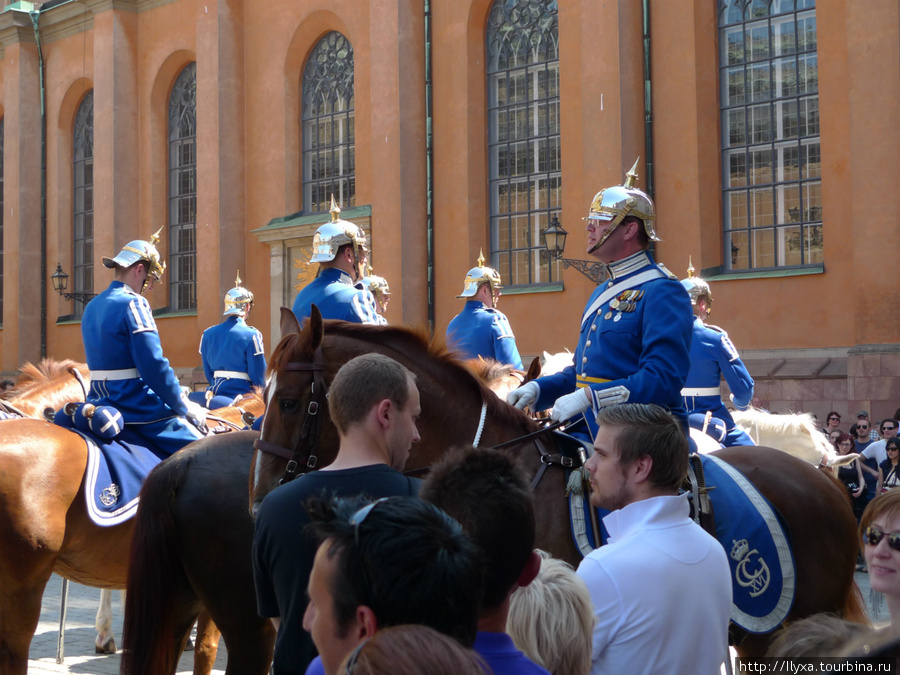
top-left (51, 262), bottom-right (96, 305)
top-left (541, 216), bottom-right (607, 285)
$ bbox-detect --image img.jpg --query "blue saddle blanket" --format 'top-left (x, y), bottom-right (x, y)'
top-left (569, 454), bottom-right (795, 634)
top-left (68, 427), bottom-right (170, 527)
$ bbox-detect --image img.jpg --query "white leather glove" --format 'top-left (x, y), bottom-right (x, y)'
top-left (184, 399), bottom-right (209, 433)
top-left (551, 388), bottom-right (592, 423)
top-left (507, 381), bottom-right (540, 410)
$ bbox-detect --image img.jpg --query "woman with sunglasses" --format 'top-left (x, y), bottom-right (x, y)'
top-left (880, 438), bottom-right (900, 492)
top-left (824, 411), bottom-right (843, 436)
top-left (861, 490), bottom-right (900, 624)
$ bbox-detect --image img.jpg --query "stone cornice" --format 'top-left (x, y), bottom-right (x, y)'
top-left (0, 9), bottom-right (38, 56)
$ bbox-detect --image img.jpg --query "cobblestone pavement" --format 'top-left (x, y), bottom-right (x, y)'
top-left (29, 575), bottom-right (228, 674)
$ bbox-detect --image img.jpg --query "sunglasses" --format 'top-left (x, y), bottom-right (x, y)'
top-left (884, 426), bottom-right (897, 432)
top-left (864, 525), bottom-right (900, 551)
top-left (829, 416), bottom-right (841, 421)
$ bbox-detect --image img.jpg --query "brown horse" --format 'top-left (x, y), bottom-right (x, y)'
top-left (121, 306), bottom-right (863, 675)
top-left (0, 358), bottom-right (90, 419)
top-left (0, 382), bottom-right (263, 675)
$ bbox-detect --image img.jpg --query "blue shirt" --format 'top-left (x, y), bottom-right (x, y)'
top-left (473, 631), bottom-right (551, 674)
top-left (534, 250), bottom-right (693, 438)
top-left (292, 268), bottom-right (380, 325)
top-left (81, 280), bottom-right (188, 423)
top-left (199, 315), bottom-right (267, 399)
top-left (446, 301), bottom-right (523, 369)
top-left (682, 316), bottom-right (754, 440)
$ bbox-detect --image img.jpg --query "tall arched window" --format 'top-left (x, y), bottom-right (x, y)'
top-left (487, 0), bottom-right (560, 287)
top-left (73, 91), bottom-right (94, 318)
top-left (168, 62), bottom-right (197, 310)
top-left (302, 32), bottom-right (355, 213)
top-left (719, 0), bottom-right (820, 270)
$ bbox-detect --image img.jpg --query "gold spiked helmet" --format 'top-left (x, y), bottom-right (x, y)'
top-left (584, 158), bottom-right (658, 253)
top-left (458, 249), bottom-right (502, 299)
top-left (101, 227), bottom-right (167, 280)
top-left (223, 271), bottom-right (255, 317)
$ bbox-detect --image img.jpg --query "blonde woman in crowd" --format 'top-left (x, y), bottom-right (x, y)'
top-left (507, 550), bottom-right (595, 675)
top-left (861, 490), bottom-right (900, 626)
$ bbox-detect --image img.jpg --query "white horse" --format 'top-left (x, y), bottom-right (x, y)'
top-left (540, 349), bottom-right (574, 377)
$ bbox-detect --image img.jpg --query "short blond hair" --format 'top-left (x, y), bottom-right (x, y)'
top-left (506, 550), bottom-right (594, 675)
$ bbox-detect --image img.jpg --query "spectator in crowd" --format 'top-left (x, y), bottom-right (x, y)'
top-left (252, 354), bottom-right (423, 674)
top-left (854, 421), bottom-right (881, 508)
top-left (506, 549), bottom-right (594, 675)
top-left (861, 490), bottom-right (900, 626)
top-left (823, 411), bottom-right (843, 436)
top-left (419, 444), bottom-right (551, 674)
top-left (833, 432), bottom-right (867, 518)
top-left (828, 429), bottom-right (842, 447)
top-left (303, 495), bottom-right (483, 675)
top-left (766, 613), bottom-right (871, 658)
top-left (338, 625), bottom-right (487, 675)
top-left (576, 403), bottom-right (731, 674)
top-left (880, 438), bottom-right (900, 492)
top-left (862, 418), bottom-right (900, 469)
top-left (858, 410), bottom-right (880, 442)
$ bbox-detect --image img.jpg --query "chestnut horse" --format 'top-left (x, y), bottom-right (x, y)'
top-left (121, 306), bottom-right (863, 674)
top-left (0, 382), bottom-right (263, 675)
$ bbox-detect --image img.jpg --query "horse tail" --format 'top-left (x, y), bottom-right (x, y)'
top-left (843, 580), bottom-right (871, 626)
top-left (121, 454), bottom-right (193, 675)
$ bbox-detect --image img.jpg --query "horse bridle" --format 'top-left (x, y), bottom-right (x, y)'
top-left (252, 345), bottom-right (329, 485)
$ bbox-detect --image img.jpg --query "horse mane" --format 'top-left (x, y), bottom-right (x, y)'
top-left (464, 357), bottom-right (518, 382)
top-left (271, 320), bottom-right (534, 433)
top-left (733, 408), bottom-right (837, 463)
top-left (16, 358), bottom-right (87, 389)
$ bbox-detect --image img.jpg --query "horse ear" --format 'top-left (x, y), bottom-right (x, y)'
top-left (280, 307), bottom-right (301, 337)
top-left (307, 304), bottom-right (324, 349)
top-left (525, 356), bottom-right (542, 383)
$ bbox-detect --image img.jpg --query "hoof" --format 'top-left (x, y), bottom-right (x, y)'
top-left (95, 636), bottom-right (117, 654)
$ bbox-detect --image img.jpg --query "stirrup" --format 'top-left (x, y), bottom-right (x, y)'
top-left (686, 454), bottom-right (717, 536)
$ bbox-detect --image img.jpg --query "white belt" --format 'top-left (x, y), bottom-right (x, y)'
top-left (681, 387), bottom-right (720, 397)
top-left (214, 370), bottom-right (251, 381)
top-left (91, 368), bottom-right (140, 380)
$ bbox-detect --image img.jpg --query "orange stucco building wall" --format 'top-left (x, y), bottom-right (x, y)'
top-left (0, 0), bottom-right (897, 419)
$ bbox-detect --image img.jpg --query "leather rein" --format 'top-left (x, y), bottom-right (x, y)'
top-left (252, 344), bottom-right (328, 485)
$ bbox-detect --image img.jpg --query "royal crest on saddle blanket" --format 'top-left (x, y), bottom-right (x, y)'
top-left (568, 453), bottom-right (795, 634)
top-left (53, 403), bottom-right (173, 527)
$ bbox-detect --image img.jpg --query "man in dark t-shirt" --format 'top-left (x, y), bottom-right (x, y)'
top-left (252, 353), bottom-right (422, 675)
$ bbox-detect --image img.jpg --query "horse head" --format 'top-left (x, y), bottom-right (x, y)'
top-left (249, 305), bottom-right (341, 514)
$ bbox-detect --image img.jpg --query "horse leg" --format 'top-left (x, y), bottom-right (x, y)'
top-left (95, 588), bottom-right (117, 653)
top-left (192, 610), bottom-right (221, 675)
top-left (0, 566), bottom-right (56, 675)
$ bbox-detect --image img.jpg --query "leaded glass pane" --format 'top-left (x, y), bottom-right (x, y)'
top-left (488, 0), bottom-right (561, 286)
top-left (168, 63), bottom-right (197, 311)
top-left (73, 92), bottom-right (94, 317)
top-left (302, 32), bottom-right (355, 213)
top-left (720, 0), bottom-right (820, 269)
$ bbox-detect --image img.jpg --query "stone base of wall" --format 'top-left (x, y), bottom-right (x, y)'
top-left (726, 344), bottom-right (900, 425)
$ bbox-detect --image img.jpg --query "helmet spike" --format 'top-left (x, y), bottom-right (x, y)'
top-left (149, 227), bottom-right (164, 247)
top-left (477, 248), bottom-right (485, 268)
top-left (234, 270), bottom-right (243, 287)
top-left (687, 257), bottom-right (695, 278)
top-left (623, 157), bottom-right (640, 190)
top-left (330, 194), bottom-right (341, 223)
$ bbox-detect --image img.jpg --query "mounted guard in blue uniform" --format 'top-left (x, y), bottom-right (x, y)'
top-left (446, 250), bottom-right (523, 369)
top-left (81, 230), bottom-right (206, 457)
top-left (189, 272), bottom-right (267, 409)
top-left (292, 196), bottom-right (381, 326)
top-left (358, 265), bottom-right (390, 325)
top-left (508, 160), bottom-right (693, 442)
top-left (680, 261), bottom-right (755, 447)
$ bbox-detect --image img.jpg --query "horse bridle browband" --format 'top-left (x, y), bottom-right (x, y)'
top-left (252, 345), bottom-right (329, 485)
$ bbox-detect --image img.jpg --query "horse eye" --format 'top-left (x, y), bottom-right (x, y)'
top-left (279, 398), bottom-right (299, 414)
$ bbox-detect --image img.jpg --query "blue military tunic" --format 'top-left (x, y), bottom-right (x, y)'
top-left (197, 315), bottom-right (267, 404)
top-left (81, 281), bottom-right (202, 456)
top-left (446, 301), bottom-right (524, 369)
top-left (682, 316), bottom-right (755, 447)
top-left (533, 250), bottom-right (693, 440)
top-left (292, 268), bottom-right (380, 325)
